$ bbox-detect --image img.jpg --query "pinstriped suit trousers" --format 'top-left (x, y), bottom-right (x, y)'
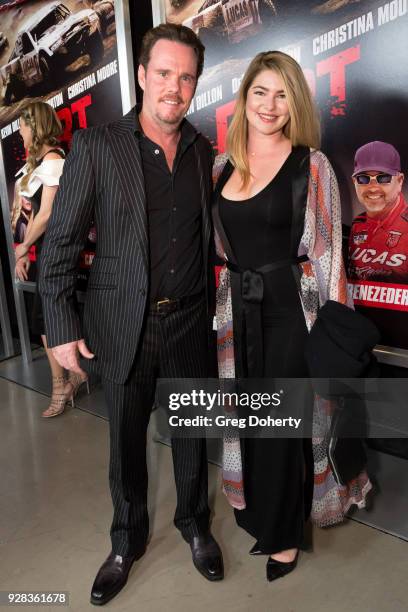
top-left (103, 297), bottom-right (210, 556)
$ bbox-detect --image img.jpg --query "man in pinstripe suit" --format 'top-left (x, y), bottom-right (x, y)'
top-left (40, 23), bottom-right (223, 606)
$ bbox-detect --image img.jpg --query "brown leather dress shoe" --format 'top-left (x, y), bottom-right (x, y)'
top-left (189, 532), bottom-right (224, 581)
top-left (90, 550), bottom-right (144, 606)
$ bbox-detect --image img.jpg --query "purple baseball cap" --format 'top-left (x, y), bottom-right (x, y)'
top-left (352, 141), bottom-right (401, 177)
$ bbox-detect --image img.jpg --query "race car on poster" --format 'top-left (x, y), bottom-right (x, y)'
top-left (0, 0), bottom-right (30, 12)
top-left (0, 1), bottom-right (104, 105)
top-left (93, 0), bottom-right (116, 37)
top-left (183, 0), bottom-right (277, 45)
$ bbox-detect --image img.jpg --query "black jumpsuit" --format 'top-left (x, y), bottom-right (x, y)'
top-left (217, 149), bottom-right (313, 554)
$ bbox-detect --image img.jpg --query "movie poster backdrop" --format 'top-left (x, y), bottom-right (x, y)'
top-left (161, 0), bottom-right (408, 351)
top-left (0, 0), bottom-right (122, 290)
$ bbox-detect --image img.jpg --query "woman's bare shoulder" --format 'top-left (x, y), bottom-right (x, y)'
top-left (42, 149), bottom-right (65, 161)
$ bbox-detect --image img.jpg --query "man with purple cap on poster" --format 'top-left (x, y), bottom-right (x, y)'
top-left (348, 141), bottom-right (408, 283)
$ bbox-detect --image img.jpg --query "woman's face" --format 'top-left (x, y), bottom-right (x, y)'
top-left (245, 69), bottom-right (290, 138)
top-left (19, 118), bottom-right (33, 149)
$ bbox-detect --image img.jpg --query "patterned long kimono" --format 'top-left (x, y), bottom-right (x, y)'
top-left (213, 149), bottom-right (372, 527)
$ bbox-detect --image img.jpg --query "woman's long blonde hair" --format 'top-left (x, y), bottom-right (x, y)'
top-left (19, 101), bottom-right (62, 192)
top-left (227, 51), bottom-right (321, 189)
top-left (10, 190), bottom-right (29, 234)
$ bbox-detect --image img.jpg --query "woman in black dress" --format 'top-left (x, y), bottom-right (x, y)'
top-left (14, 101), bottom-right (88, 417)
top-left (213, 52), bottom-right (352, 581)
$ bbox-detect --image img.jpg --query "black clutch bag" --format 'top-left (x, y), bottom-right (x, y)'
top-left (305, 300), bottom-right (380, 381)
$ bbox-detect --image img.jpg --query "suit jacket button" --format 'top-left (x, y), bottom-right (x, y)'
top-left (140, 288), bottom-right (146, 296)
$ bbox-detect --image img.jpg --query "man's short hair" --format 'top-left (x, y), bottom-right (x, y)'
top-left (139, 23), bottom-right (205, 79)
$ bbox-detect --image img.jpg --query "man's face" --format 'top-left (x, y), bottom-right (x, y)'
top-left (353, 171), bottom-right (404, 218)
top-left (138, 39), bottom-right (198, 130)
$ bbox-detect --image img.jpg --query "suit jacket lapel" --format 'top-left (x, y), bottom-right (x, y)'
top-left (106, 110), bottom-right (149, 271)
top-left (194, 141), bottom-right (212, 263)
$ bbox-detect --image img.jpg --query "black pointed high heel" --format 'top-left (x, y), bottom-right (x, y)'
top-left (249, 543), bottom-right (263, 555)
top-left (266, 551), bottom-right (299, 582)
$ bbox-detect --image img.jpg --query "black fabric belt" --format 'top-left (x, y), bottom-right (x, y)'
top-left (150, 291), bottom-right (204, 314)
top-left (225, 255), bottom-right (309, 377)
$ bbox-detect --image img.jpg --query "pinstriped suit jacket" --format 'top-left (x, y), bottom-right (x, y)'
top-left (39, 107), bottom-right (214, 384)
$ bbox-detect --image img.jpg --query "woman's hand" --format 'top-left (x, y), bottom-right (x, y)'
top-left (15, 255), bottom-right (30, 281)
top-left (15, 243), bottom-right (29, 261)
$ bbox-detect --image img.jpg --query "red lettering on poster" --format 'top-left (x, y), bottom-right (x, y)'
top-left (57, 94), bottom-right (92, 148)
top-left (348, 279), bottom-right (408, 312)
top-left (303, 69), bottom-right (316, 97)
top-left (316, 46), bottom-right (360, 116)
top-left (215, 265), bottom-right (222, 288)
top-left (72, 94), bottom-right (92, 129)
top-left (215, 100), bottom-right (236, 154)
top-left (57, 107), bottom-right (72, 147)
top-left (79, 250), bottom-right (95, 269)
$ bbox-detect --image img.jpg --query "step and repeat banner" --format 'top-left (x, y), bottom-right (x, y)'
top-left (0, 0), bottom-right (132, 294)
top-left (160, 0), bottom-right (408, 352)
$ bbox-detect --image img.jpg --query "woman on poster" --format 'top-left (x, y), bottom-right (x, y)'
top-left (14, 101), bottom-right (88, 418)
top-left (213, 51), bottom-right (372, 581)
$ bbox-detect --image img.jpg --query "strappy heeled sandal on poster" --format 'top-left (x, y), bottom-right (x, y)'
top-left (67, 372), bottom-right (90, 407)
top-left (41, 375), bottom-right (72, 418)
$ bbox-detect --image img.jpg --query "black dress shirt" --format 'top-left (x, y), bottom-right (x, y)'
top-left (135, 114), bottom-right (203, 301)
